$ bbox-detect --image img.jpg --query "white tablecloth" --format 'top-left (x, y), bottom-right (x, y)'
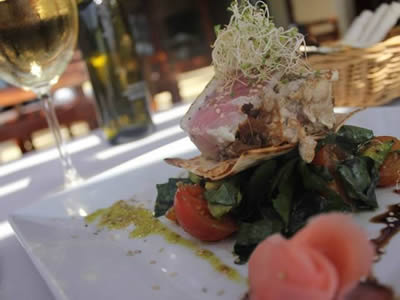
top-left (0, 104), bottom-right (399, 300)
top-left (0, 104), bottom-right (189, 300)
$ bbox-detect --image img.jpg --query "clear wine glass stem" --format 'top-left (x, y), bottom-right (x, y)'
top-left (35, 85), bottom-right (83, 187)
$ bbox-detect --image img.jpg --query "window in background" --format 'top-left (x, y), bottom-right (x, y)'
top-left (119, 0), bottom-right (231, 107)
top-left (288, 0), bottom-right (356, 44)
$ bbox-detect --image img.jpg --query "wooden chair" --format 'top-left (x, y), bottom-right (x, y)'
top-left (0, 51), bottom-right (99, 153)
top-left (302, 18), bottom-right (340, 45)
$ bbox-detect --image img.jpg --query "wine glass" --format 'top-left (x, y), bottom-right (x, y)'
top-left (0, 0), bottom-right (83, 187)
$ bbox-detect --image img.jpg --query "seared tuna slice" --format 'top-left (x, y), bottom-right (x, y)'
top-left (181, 71), bottom-right (337, 162)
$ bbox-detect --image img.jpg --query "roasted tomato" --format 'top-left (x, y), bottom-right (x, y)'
top-left (373, 136), bottom-right (400, 187)
top-left (374, 136), bottom-right (400, 151)
top-left (174, 184), bottom-right (237, 241)
top-left (379, 151), bottom-right (400, 187)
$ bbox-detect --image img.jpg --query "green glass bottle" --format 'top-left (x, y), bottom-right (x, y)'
top-left (77, 0), bottom-right (154, 144)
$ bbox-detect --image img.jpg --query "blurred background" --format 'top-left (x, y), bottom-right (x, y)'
top-left (0, 0), bottom-right (398, 163)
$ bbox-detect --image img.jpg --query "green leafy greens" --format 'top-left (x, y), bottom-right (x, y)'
top-left (337, 157), bottom-right (379, 210)
top-left (234, 217), bottom-right (283, 264)
top-left (154, 178), bottom-right (190, 217)
top-left (154, 126), bottom-right (387, 263)
top-left (204, 181), bottom-right (242, 218)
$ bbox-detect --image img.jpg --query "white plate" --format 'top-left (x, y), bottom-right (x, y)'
top-left (9, 108), bottom-right (400, 300)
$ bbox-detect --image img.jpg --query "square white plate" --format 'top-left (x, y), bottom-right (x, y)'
top-left (10, 108), bottom-right (400, 300)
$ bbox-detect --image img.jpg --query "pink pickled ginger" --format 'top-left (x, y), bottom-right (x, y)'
top-left (248, 213), bottom-right (374, 300)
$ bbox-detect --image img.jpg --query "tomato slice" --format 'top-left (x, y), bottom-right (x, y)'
top-left (174, 184), bottom-right (237, 241)
top-left (379, 151), bottom-right (400, 187)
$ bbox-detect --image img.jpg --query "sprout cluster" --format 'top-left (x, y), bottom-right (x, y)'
top-left (212, 0), bottom-right (311, 85)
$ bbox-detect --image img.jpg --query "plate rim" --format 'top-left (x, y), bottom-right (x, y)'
top-left (9, 214), bottom-right (69, 300)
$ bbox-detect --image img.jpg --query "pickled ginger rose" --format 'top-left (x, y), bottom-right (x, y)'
top-left (248, 213), bottom-right (374, 300)
top-left (293, 213), bottom-right (375, 297)
top-left (248, 234), bottom-right (339, 300)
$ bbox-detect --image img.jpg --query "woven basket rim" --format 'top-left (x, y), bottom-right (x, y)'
top-left (307, 35), bottom-right (400, 107)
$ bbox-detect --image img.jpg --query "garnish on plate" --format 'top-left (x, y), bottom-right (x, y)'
top-left (212, 0), bottom-right (310, 86)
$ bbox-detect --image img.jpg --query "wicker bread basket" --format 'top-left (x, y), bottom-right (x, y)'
top-left (307, 35), bottom-right (400, 107)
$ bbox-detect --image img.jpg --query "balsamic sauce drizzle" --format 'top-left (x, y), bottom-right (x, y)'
top-left (349, 191), bottom-right (400, 299)
top-left (370, 192), bottom-right (400, 262)
top-left (344, 279), bottom-right (394, 300)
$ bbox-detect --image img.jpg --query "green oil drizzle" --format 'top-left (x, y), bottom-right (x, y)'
top-left (84, 208), bottom-right (106, 224)
top-left (85, 200), bottom-right (244, 283)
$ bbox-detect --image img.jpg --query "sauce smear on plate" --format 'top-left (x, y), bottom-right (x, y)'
top-left (343, 280), bottom-right (394, 300)
top-left (370, 201), bottom-right (400, 261)
top-left (85, 200), bottom-right (244, 282)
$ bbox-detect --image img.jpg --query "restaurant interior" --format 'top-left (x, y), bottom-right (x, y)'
top-left (1, 1), bottom-right (400, 300)
top-left (1, 0), bottom-right (398, 164)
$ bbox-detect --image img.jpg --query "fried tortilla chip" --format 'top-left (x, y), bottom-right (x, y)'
top-left (165, 144), bottom-right (295, 181)
top-left (308, 109), bottom-right (364, 140)
top-left (333, 109), bottom-right (364, 133)
top-left (165, 111), bottom-right (362, 181)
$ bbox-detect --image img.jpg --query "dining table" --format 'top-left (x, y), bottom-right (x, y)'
top-left (0, 103), bottom-right (192, 300)
top-left (0, 101), bottom-right (399, 300)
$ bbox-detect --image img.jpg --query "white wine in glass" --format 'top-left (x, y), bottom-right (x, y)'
top-left (0, 0), bottom-right (82, 187)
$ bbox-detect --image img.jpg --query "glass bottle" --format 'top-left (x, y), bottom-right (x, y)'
top-left (77, 0), bottom-right (154, 144)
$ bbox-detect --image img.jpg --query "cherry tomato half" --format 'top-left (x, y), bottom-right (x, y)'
top-left (174, 184), bottom-right (237, 241)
